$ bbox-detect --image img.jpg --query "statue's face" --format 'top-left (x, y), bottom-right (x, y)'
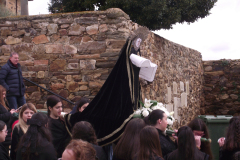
top-left (136, 38), bottom-right (142, 48)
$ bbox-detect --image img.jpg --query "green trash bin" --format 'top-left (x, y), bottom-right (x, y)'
top-left (198, 115), bottom-right (232, 160)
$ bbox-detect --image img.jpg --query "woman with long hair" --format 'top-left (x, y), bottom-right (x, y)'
top-left (134, 126), bottom-right (163, 160)
top-left (10, 103), bottom-right (37, 160)
top-left (165, 126), bottom-right (209, 160)
top-left (0, 120), bottom-right (11, 160)
top-left (61, 139), bottom-right (96, 160)
top-left (72, 121), bottom-right (107, 160)
top-left (16, 112), bottom-right (57, 160)
top-left (147, 109), bottom-right (177, 157)
top-left (47, 95), bottom-right (71, 158)
top-left (113, 118), bottom-right (145, 160)
top-left (0, 85), bottom-right (17, 151)
top-left (218, 116), bottom-right (240, 160)
top-left (188, 118), bottom-right (213, 160)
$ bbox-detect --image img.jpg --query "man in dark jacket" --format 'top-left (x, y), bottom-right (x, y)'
top-left (0, 52), bottom-right (26, 109)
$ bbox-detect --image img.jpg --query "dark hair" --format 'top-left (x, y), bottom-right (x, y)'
top-left (177, 126), bottom-right (196, 160)
top-left (135, 126), bottom-right (162, 160)
top-left (0, 120), bottom-right (6, 131)
top-left (72, 121), bottom-right (98, 145)
top-left (188, 118), bottom-right (213, 160)
top-left (147, 109), bottom-right (165, 125)
top-left (66, 139), bottom-right (96, 160)
top-left (47, 95), bottom-right (61, 116)
top-left (114, 118), bottom-right (145, 160)
top-left (223, 116), bottom-right (240, 151)
top-left (18, 112), bottom-right (52, 160)
top-left (76, 97), bottom-right (90, 112)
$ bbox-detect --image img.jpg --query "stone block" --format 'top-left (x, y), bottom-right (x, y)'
top-left (27, 65), bottom-right (48, 71)
top-left (45, 44), bottom-right (65, 54)
top-left (19, 61), bottom-right (34, 66)
top-left (89, 81), bottom-right (103, 89)
top-left (47, 24), bottom-right (58, 35)
top-left (51, 83), bottom-right (65, 91)
top-left (18, 52), bottom-right (29, 61)
top-left (1, 45), bottom-right (11, 53)
top-left (37, 71), bottom-right (45, 78)
top-left (34, 60), bottom-right (48, 66)
top-left (23, 36), bottom-right (32, 43)
top-left (181, 92), bottom-right (187, 107)
top-left (204, 71), bottom-right (224, 76)
top-left (96, 62), bottom-right (115, 68)
top-left (32, 35), bottom-right (49, 44)
top-left (65, 45), bottom-right (77, 54)
top-left (230, 94), bottom-right (238, 100)
top-left (12, 30), bottom-right (25, 37)
top-left (106, 40), bottom-right (126, 49)
top-left (86, 24), bottom-right (98, 35)
top-left (59, 29), bottom-right (68, 36)
top-left (82, 36), bottom-right (92, 42)
top-left (58, 18), bottom-right (73, 24)
top-left (69, 24), bottom-right (85, 35)
top-left (166, 103), bottom-right (173, 112)
top-left (66, 75), bottom-right (72, 81)
top-left (22, 71), bottom-right (36, 77)
top-left (26, 86), bottom-right (38, 93)
top-left (220, 94), bottom-right (229, 100)
top-left (17, 21), bottom-right (31, 28)
top-left (29, 92), bottom-right (42, 101)
top-left (69, 36), bottom-right (82, 44)
top-left (180, 81), bottom-right (184, 92)
top-left (79, 85), bottom-right (88, 91)
top-left (99, 24), bottom-right (108, 32)
top-left (67, 63), bottom-right (79, 69)
top-left (1, 29), bottom-right (11, 36)
top-left (205, 66), bottom-right (212, 72)
top-left (77, 41), bottom-right (106, 54)
top-left (67, 82), bottom-right (79, 92)
top-left (4, 36), bottom-right (22, 45)
top-left (50, 59), bottom-right (66, 71)
top-left (74, 17), bottom-right (98, 24)
top-left (80, 60), bottom-right (96, 70)
top-left (59, 89), bottom-right (69, 98)
top-left (61, 24), bottom-right (69, 28)
top-left (13, 43), bottom-right (33, 53)
top-left (173, 82), bottom-right (177, 94)
top-left (167, 87), bottom-right (171, 103)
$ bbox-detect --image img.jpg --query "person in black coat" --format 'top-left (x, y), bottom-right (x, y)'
top-left (165, 126), bottom-right (209, 160)
top-left (146, 110), bottom-right (177, 157)
top-left (0, 120), bottom-right (11, 160)
top-left (47, 96), bottom-right (71, 158)
top-left (16, 112), bottom-right (57, 160)
top-left (0, 52), bottom-right (26, 109)
top-left (0, 85), bottom-right (18, 151)
top-left (218, 116), bottom-right (240, 160)
top-left (72, 121), bottom-right (107, 160)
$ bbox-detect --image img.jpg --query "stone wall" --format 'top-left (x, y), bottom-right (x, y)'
top-left (0, 0), bottom-right (21, 15)
top-left (140, 33), bottom-right (203, 127)
top-left (202, 59), bottom-right (240, 115)
top-left (0, 8), bottom-right (203, 125)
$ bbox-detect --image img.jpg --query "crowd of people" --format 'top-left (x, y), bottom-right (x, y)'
top-left (1, 52), bottom-right (240, 160)
top-left (1, 87), bottom-right (240, 160)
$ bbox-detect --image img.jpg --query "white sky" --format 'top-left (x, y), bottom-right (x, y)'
top-left (29, 0), bottom-right (240, 60)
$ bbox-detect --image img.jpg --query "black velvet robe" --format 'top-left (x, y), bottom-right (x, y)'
top-left (65, 39), bottom-right (141, 146)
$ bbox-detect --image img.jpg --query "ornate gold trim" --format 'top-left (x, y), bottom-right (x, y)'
top-left (97, 113), bottom-right (134, 142)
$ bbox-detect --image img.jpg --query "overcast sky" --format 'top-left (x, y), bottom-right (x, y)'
top-left (29, 0), bottom-right (240, 60)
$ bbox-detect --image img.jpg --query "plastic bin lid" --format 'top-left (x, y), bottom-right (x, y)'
top-left (198, 115), bottom-right (233, 123)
